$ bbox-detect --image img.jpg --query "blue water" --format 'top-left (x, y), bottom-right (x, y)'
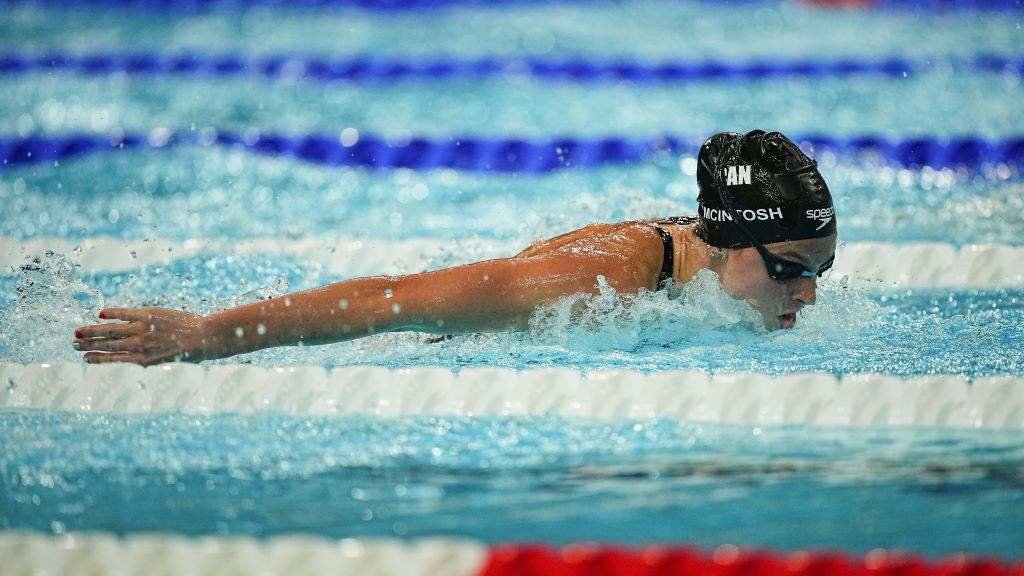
top-left (1, 149), bottom-right (1022, 244)
top-left (2, 0), bottom-right (1023, 558)
top-left (3, 70), bottom-right (1023, 138)
top-left (2, 2), bottom-right (1020, 60)
top-left (2, 411), bottom-right (1023, 557)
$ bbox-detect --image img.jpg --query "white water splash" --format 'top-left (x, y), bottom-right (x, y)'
top-left (0, 251), bottom-right (105, 363)
top-left (526, 270), bottom-right (764, 352)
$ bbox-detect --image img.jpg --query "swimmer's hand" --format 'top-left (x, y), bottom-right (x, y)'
top-left (73, 308), bottom-right (209, 366)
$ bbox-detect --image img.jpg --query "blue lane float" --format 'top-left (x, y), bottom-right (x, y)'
top-left (1, 131), bottom-right (1022, 173)
top-left (2, 52), bottom-right (1020, 84)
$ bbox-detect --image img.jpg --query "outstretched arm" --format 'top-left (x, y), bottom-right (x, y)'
top-left (73, 225), bottom-right (664, 365)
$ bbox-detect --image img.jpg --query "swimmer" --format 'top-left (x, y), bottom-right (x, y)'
top-left (72, 130), bottom-right (837, 366)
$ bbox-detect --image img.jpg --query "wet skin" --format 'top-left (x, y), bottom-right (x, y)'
top-left (72, 221), bottom-right (836, 365)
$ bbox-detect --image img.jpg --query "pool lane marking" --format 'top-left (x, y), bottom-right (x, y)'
top-left (2, 236), bottom-right (1023, 288)
top-left (0, 532), bottom-right (1019, 576)
top-left (2, 131), bottom-right (1022, 173)
top-left (6, 52), bottom-right (1016, 83)
top-left (1, 363), bottom-right (1022, 427)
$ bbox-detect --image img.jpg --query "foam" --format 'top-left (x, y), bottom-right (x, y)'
top-left (1, 362), bottom-right (1021, 428)
top-left (2, 236), bottom-right (1023, 288)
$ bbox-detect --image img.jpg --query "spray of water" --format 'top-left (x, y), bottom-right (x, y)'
top-left (0, 252), bottom-right (105, 363)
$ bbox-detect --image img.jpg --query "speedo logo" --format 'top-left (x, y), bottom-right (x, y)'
top-left (806, 207), bottom-right (835, 231)
top-left (723, 165), bottom-right (752, 186)
top-left (702, 206), bottom-right (783, 222)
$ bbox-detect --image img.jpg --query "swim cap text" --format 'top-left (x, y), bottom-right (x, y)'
top-left (702, 206), bottom-right (783, 222)
top-left (806, 207), bottom-right (834, 230)
top-left (723, 165), bottom-right (752, 186)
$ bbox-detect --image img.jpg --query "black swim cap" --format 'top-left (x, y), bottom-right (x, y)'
top-left (695, 130), bottom-right (837, 249)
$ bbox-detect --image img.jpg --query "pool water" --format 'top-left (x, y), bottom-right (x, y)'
top-left (1, 148), bottom-right (1023, 244)
top-left (3, 411), bottom-right (1024, 556)
top-left (1, 0), bottom-right (1023, 560)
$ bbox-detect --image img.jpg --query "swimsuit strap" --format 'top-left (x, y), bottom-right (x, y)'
top-left (651, 216), bottom-right (696, 289)
top-left (654, 225), bottom-right (674, 288)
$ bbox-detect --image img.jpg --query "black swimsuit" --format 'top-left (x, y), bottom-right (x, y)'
top-left (650, 216), bottom-right (698, 289)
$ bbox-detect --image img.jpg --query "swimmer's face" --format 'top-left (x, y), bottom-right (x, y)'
top-left (716, 234), bottom-right (837, 330)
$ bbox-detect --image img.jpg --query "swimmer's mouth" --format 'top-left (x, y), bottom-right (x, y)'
top-left (778, 313), bottom-right (797, 329)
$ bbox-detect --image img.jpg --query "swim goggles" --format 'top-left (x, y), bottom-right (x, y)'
top-left (752, 242), bottom-right (834, 281)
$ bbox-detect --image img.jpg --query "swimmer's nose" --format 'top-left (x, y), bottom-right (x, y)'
top-left (791, 277), bottom-right (817, 306)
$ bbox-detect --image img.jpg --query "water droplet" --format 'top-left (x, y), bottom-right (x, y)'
top-left (338, 299), bottom-right (349, 310)
top-left (383, 289), bottom-right (393, 299)
top-left (256, 323), bottom-right (266, 335)
top-left (391, 303), bottom-right (401, 314)
top-left (340, 127), bottom-right (360, 147)
top-left (235, 327), bottom-right (245, 338)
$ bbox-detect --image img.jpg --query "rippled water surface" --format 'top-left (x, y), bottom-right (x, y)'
top-left (4, 1), bottom-right (1022, 58)
top-left (2, 411), bottom-right (1022, 556)
top-left (2, 149), bottom-right (1022, 244)
top-left (4, 71), bottom-right (1022, 138)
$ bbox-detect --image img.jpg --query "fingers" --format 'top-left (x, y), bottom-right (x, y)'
top-left (74, 336), bottom-right (143, 353)
top-left (75, 321), bottom-right (139, 340)
top-left (97, 308), bottom-right (147, 322)
top-left (83, 352), bottom-right (148, 365)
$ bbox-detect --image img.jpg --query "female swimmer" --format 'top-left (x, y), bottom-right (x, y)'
top-left (72, 130), bottom-right (837, 366)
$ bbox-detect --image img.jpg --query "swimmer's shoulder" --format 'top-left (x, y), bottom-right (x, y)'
top-left (513, 220), bottom-right (660, 260)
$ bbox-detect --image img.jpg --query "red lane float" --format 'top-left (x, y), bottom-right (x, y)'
top-left (480, 545), bottom-right (1024, 576)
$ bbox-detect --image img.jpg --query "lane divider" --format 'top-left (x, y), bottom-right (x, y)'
top-left (0, 532), bottom-right (1020, 576)
top-left (4, 52), bottom-right (1018, 83)
top-left (1, 131), bottom-right (1022, 173)
top-left (3, 236), bottom-right (1023, 288)
top-left (1, 363), bottom-right (1021, 428)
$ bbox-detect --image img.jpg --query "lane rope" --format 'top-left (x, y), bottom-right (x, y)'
top-left (2, 362), bottom-right (1022, 428)
top-left (3, 52), bottom-right (1018, 83)
top-left (3, 236), bottom-right (1023, 288)
top-left (0, 531), bottom-right (1020, 576)
top-left (2, 130), bottom-right (1022, 173)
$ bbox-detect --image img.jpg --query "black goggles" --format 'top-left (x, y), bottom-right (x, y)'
top-left (752, 243), bottom-right (834, 281)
